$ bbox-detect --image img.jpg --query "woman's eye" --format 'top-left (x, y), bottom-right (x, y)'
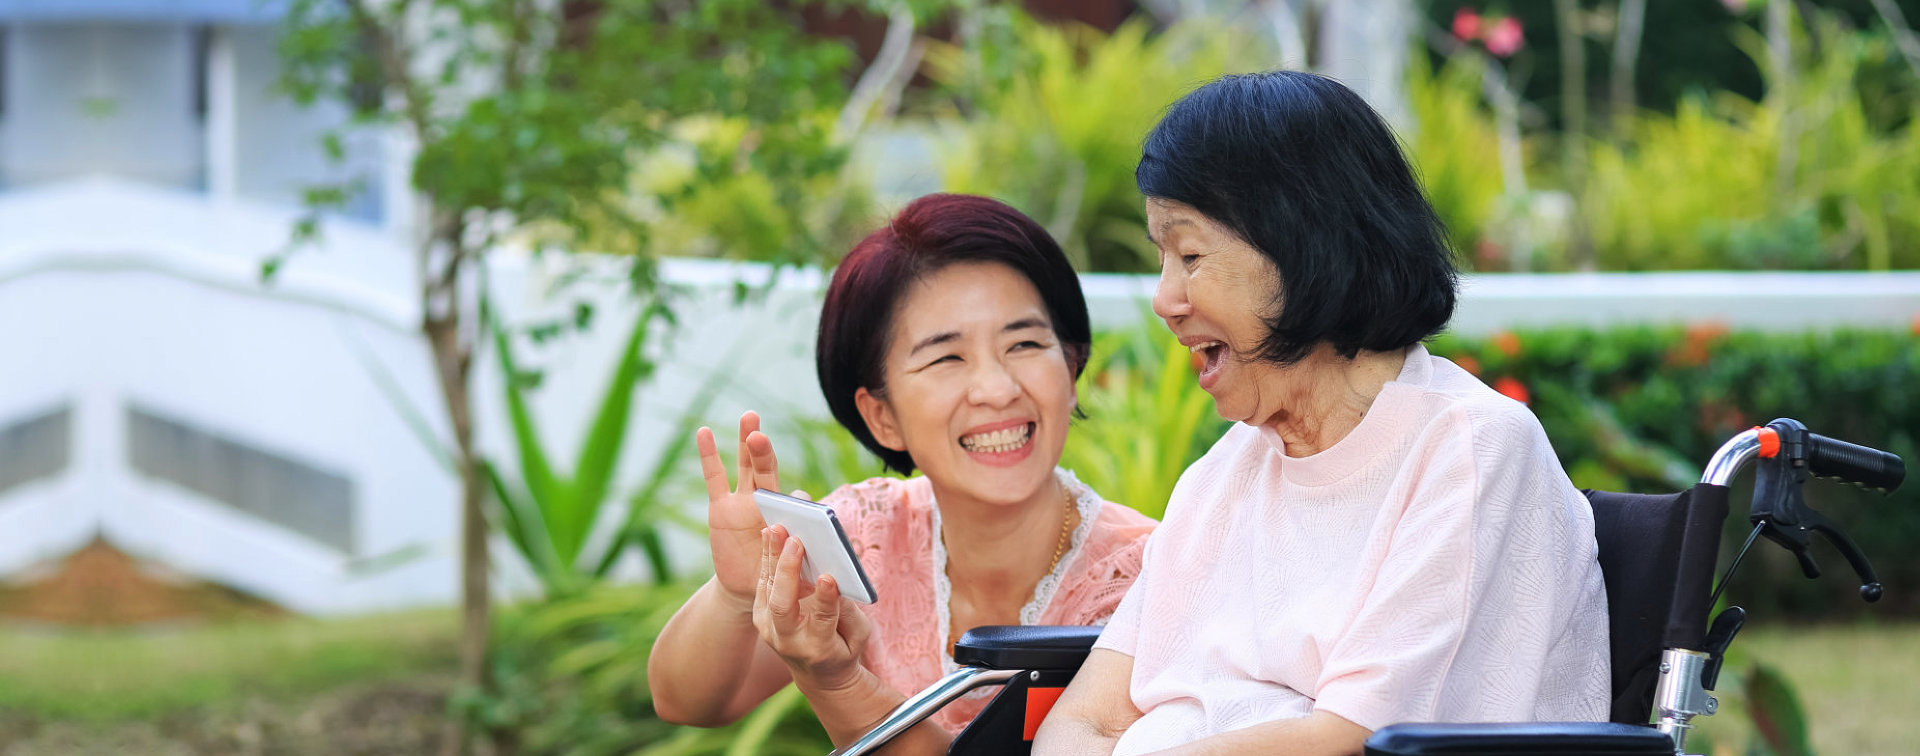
top-left (930, 354), bottom-right (960, 365)
top-left (1012, 340), bottom-right (1045, 351)
top-left (1180, 254), bottom-right (1200, 266)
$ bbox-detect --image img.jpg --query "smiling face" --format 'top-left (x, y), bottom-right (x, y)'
top-left (1146, 198), bottom-right (1292, 425)
top-left (853, 261), bottom-right (1075, 509)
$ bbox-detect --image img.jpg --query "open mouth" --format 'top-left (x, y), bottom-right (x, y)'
top-left (1190, 340), bottom-right (1228, 377)
top-left (959, 422), bottom-right (1035, 454)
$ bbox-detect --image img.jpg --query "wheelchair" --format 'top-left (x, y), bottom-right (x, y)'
top-left (829, 418), bottom-right (1907, 756)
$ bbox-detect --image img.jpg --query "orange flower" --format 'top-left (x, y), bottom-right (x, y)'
top-left (1667, 321), bottom-right (1731, 367)
top-left (1494, 377), bottom-right (1530, 405)
top-left (1189, 350), bottom-right (1206, 375)
top-left (1455, 354), bottom-right (1483, 377)
top-left (1492, 331), bottom-right (1522, 357)
top-left (1911, 312), bottom-right (1920, 336)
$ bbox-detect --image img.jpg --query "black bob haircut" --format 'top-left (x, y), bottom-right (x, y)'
top-left (1137, 71), bottom-right (1459, 365)
top-left (816, 194), bottom-right (1092, 475)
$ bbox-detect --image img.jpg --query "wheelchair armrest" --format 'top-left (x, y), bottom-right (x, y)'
top-left (953, 625), bottom-right (1102, 671)
top-left (1363, 722), bottom-right (1674, 756)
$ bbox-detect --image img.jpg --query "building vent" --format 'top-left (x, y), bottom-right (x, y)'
top-left (126, 405), bottom-right (355, 553)
top-left (0, 404), bottom-right (71, 498)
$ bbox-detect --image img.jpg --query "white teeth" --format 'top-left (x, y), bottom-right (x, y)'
top-left (1189, 341), bottom-right (1223, 355)
top-left (961, 423), bottom-right (1032, 453)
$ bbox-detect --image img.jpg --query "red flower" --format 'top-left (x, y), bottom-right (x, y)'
top-left (1473, 237), bottom-right (1504, 270)
top-left (1494, 377), bottom-right (1530, 405)
top-left (1455, 354), bottom-right (1483, 377)
top-left (1484, 17), bottom-right (1525, 57)
top-left (1189, 349), bottom-right (1206, 375)
top-left (1492, 331), bottom-right (1522, 357)
top-left (1911, 312), bottom-right (1920, 336)
top-left (1452, 8), bottom-right (1483, 41)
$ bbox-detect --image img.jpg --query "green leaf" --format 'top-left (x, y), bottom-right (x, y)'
top-left (1745, 661), bottom-right (1814, 756)
top-left (561, 303), bottom-right (660, 569)
top-left (492, 321), bottom-right (564, 553)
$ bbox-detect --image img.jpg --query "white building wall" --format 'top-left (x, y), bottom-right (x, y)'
top-left (0, 23), bottom-right (203, 188)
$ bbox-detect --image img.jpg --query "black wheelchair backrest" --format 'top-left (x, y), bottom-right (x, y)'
top-left (1584, 485), bottom-right (1728, 724)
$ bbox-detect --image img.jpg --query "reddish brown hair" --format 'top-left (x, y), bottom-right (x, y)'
top-left (816, 194), bottom-right (1091, 474)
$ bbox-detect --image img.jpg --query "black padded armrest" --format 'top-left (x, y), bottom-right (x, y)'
top-left (953, 625), bottom-right (1102, 670)
top-left (1363, 722), bottom-right (1674, 756)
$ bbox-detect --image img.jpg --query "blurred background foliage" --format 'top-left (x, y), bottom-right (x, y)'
top-left (638, 0), bottom-right (1920, 274)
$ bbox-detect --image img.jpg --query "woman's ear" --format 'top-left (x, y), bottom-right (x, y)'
top-left (854, 387), bottom-right (907, 452)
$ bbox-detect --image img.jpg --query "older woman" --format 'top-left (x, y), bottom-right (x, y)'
top-left (649, 194), bottom-right (1156, 752)
top-left (1034, 72), bottom-right (1610, 755)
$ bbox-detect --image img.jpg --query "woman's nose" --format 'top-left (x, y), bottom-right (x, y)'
top-left (966, 361), bottom-right (1022, 407)
top-left (1151, 262), bottom-right (1191, 323)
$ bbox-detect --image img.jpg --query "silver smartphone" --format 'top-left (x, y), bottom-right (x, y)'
top-left (752, 489), bottom-right (878, 604)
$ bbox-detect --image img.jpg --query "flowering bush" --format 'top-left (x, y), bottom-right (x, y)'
top-left (1452, 7), bottom-right (1525, 58)
top-left (1430, 325), bottom-right (1920, 619)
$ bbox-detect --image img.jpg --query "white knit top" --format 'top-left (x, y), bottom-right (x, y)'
top-left (1093, 344), bottom-right (1610, 753)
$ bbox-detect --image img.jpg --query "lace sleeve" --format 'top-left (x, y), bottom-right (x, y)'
top-left (817, 477), bottom-right (905, 574)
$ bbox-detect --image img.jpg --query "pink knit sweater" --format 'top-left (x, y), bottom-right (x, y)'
top-left (822, 471), bottom-right (1156, 734)
top-left (1093, 345), bottom-right (1610, 753)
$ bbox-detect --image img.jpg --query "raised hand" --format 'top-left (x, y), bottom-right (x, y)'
top-left (695, 411), bottom-right (787, 612)
top-left (754, 525), bottom-right (874, 690)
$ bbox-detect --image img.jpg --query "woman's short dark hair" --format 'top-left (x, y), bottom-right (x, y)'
top-left (816, 193), bottom-right (1092, 474)
top-left (1137, 71), bottom-right (1458, 365)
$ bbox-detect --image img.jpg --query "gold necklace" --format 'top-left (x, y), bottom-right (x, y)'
top-left (948, 483), bottom-right (1076, 652)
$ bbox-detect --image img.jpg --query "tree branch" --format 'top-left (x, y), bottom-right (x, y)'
top-left (342, 0), bottom-right (434, 141)
top-left (1869, 0), bottom-right (1920, 85)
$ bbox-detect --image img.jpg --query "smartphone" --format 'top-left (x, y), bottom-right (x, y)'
top-left (753, 489), bottom-right (878, 604)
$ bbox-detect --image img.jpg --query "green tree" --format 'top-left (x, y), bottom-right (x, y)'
top-left (272, 1), bottom-right (868, 750)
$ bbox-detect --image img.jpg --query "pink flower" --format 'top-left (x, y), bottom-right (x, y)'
top-left (1452, 8), bottom-right (1483, 42)
top-left (1484, 17), bottom-right (1525, 57)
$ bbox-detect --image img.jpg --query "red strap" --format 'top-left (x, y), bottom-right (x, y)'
top-left (1023, 687), bottom-right (1066, 741)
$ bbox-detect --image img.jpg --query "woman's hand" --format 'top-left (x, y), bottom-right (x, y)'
top-left (754, 525), bottom-right (875, 691)
top-left (696, 411), bottom-right (786, 613)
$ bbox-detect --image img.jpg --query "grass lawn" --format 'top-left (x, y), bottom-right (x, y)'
top-left (1693, 622), bottom-right (1920, 756)
top-left (0, 609), bottom-right (459, 754)
top-left (0, 611), bottom-right (1911, 754)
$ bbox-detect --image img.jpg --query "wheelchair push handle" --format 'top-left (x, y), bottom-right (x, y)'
top-left (1805, 431), bottom-right (1906, 493)
top-left (1707, 419), bottom-right (1904, 605)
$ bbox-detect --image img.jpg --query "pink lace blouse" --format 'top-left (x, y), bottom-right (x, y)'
top-left (821, 469), bottom-right (1156, 734)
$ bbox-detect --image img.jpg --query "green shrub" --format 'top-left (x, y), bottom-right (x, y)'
top-left (1431, 325), bottom-right (1920, 619)
top-left (923, 12), bottom-right (1262, 273)
top-left (466, 583), bottom-right (834, 755)
top-left (1581, 17), bottom-right (1920, 271)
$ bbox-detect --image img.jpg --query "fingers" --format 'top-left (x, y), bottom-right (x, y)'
top-left (695, 427), bottom-right (731, 502)
top-left (758, 525), bottom-right (781, 597)
top-left (837, 597), bottom-right (873, 656)
top-left (808, 575), bottom-right (843, 632)
top-left (764, 532), bottom-right (804, 632)
top-left (746, 430), bottom-right (782, 494)
top-left (736, 411), bottom-right (761, 494)
top-left (788, 489), bottom-right (810, 501)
